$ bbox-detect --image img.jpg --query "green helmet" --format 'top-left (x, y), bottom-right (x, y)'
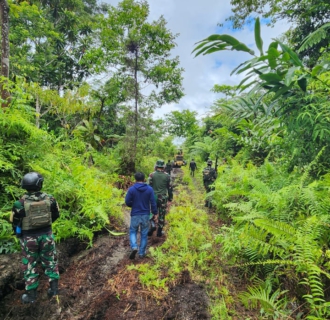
top-left (155, 159), bottom-right (165, 168)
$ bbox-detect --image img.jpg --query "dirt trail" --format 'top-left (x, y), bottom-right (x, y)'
top-left (0, 169), bottom-right (211, 320)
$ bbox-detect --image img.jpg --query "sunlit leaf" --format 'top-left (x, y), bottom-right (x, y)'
top-left (279, 42), bottom-right (303, 67)
top-left (254, 17), bottom-right (263, 55)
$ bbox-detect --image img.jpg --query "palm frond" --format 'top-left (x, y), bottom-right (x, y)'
top-left (298, 23), bottom-right (330, 53)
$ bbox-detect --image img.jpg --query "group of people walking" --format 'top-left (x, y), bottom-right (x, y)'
top-left (10, 155), bottom-right (223, 304)
top-left (125, 160), bottom-right (173, 260)
top-left (126, 156), bottom-right (224, 260)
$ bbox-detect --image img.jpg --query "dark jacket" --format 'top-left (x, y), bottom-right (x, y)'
top-left (125, 183), bottom-right (157, 216)
top-left (189, 161), bottom-right (197, 170)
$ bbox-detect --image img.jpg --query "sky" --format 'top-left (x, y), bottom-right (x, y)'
top-left (102, 0), bottom-right (289, 120)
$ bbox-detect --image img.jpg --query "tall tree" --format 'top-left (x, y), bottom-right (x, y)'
top-left (193, 17), bottom-right (330, 171)
top-left (10, 0), bottom-right (105, 90)
top-left (98, 0), bottom-right (184, 173)
top-left (164, 110), bottom-right (198, 138)
top-left (0, 0), bottom-right (9, 107)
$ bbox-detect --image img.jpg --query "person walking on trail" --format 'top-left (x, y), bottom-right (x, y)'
top-left (202, 160), bottom-right (217, 207)
top-left (11, 172), bottom-right (60, 304)
top-left (189, 159), bottom-right (197, 177)
top-left (165, 159), bottom-right (173, 175)
top-left (148, 160), bottom-right (173, 237)
top-left (125, 172), bottom-right (158, 259)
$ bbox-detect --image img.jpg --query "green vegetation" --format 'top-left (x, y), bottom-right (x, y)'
top-left (2, 0), bottom-right (330, 318)
top-left (0, 0), bottom-right (181, 252)
top-left (180, 13), bottom-right (330, 319)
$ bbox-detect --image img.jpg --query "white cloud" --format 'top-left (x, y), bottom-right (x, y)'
top-left (101, 0), bottom-right (290, 119)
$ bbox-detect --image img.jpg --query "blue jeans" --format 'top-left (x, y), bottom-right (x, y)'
top-left (129, 214), bottom-right (150, 256)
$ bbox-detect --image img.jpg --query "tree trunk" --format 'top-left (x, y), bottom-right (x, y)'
top-left (35, 96), bottom-right (40, 128)
top-left (0, 0), bottom-right (10, 108)
top-left (133, 49), bottom-right (139, 168)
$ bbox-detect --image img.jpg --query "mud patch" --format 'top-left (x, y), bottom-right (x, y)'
top-left (165, 270), bottom-right (211, 320)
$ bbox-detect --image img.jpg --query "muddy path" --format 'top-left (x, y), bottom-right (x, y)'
top-left (0, 169), bottom-right (211, 320)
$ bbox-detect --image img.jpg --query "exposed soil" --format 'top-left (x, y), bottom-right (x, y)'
top-left (0, 169), bottom-right (212, 320)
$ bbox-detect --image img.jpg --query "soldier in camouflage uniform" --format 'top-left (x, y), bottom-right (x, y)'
top-left (165, 160), bottom-right (173, 175)
top-left (202, 160), bottom-right (217, 207)
top-left (148, 160), bottom-right (173, 237)
top-left (12, 172), bottom-right (60, 304)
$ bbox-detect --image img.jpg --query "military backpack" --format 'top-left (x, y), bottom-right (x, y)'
top-left (21, 193), bottom-right (52, 230)
top-left (203, 167), bottom-right (215, 182)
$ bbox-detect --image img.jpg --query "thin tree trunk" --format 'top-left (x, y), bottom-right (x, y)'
top-left (35, 96), bottom-right (40, 128)
top-left (0, 0), bottom-right (10, 108)
top-left (132, 48), bottom-right (139, 168)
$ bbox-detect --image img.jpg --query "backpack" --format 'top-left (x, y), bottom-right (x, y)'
top-left (21, 193), bottom-right (52, 230)
top-left (203, 167), bottom-right (215, 182)
top-left (165, 163), bottom-right (172, 172)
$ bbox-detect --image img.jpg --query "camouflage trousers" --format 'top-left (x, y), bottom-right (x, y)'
top-left (204, 182), bottom-right (214, 207)
top-left (156, 195), bottom-right (168, 229)
top-left (20, 231), bottom-right (59, 290)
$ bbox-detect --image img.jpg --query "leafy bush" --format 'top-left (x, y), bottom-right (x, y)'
top-left (213, 160), bottom-right (330, 318)
top-left (0, 105), bottom-right (124, 252)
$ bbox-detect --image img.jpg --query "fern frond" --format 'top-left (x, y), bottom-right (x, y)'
top-left (239, 283), bottom-right (288, 317)
top-left (253, 218), bottom-right (296, 240)
top-left (298, 23), bottom-right (330, 53)
top-left (241, 224), bottom-right (286, 256)
top-left (234, 259), bottom-right (296, 269)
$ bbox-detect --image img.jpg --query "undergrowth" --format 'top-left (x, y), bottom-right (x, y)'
top-left (213, 160), bottom-right (330, 319)
top-left (128, 166), bottom-right (236, 319)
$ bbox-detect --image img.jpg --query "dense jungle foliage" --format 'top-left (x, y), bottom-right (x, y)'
top-left (2, 0), bottom-right (330, 318)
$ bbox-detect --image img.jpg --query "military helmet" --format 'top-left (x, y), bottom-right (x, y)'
top-left (207, 160), bottom-right (212, 166)
top-left (21, 172), bottom-right (44, 191)
top-left (155, 159), bottom-right (165, 168)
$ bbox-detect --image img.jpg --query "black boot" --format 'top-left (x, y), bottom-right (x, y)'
top-left (47, 279), bottom-right (59, 298)
top-left (21, 289), bottom-right (37, 304)
top-left (148, 220), bottom-right (157, 237)
top-left (156, 227), bottom-right (163, 237)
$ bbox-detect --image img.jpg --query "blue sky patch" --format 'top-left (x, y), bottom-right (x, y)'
top-left (214, 59), bottom-right (222, 68)
top-left (216, 16), bottom-right (271, 34)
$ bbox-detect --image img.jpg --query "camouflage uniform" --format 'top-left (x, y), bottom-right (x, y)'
top-left (13, 192), bottom-right (60, 291)
top-left (149, 161), bottom-right (173, 237)
top-left (202, 165), bottom-right (217, 207)
top-left (165, 161), bottom-right (173, 175)
top-left (20, 232), bottom-right (59, 290)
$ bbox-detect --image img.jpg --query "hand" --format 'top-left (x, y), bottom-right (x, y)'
top-left (153, 214), bottom-right (159, 223)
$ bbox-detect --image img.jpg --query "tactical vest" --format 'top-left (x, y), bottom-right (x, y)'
top-left (21, 193), bottom-right (52, 230)
top-left (203, 167), bottom-right (214, 182)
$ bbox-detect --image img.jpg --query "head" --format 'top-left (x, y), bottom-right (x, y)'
top-left (155, 159), bottom-right (165, 170)
top-left (222, 158), bottom-right (227, 163)
top-left (21, 172), bottom-right (44, 192)
top-left (207, 160), bottom-right (212, 167)
top-left (192, 158), bottom-right (194, 161)
top-left (168, 160), bottom-right (171, 163)
top-left (134, 172), bottom-right (145, 182)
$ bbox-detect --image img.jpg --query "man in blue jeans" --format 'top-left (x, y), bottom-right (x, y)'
top-left (125, 172), bottom-right (158, 259)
